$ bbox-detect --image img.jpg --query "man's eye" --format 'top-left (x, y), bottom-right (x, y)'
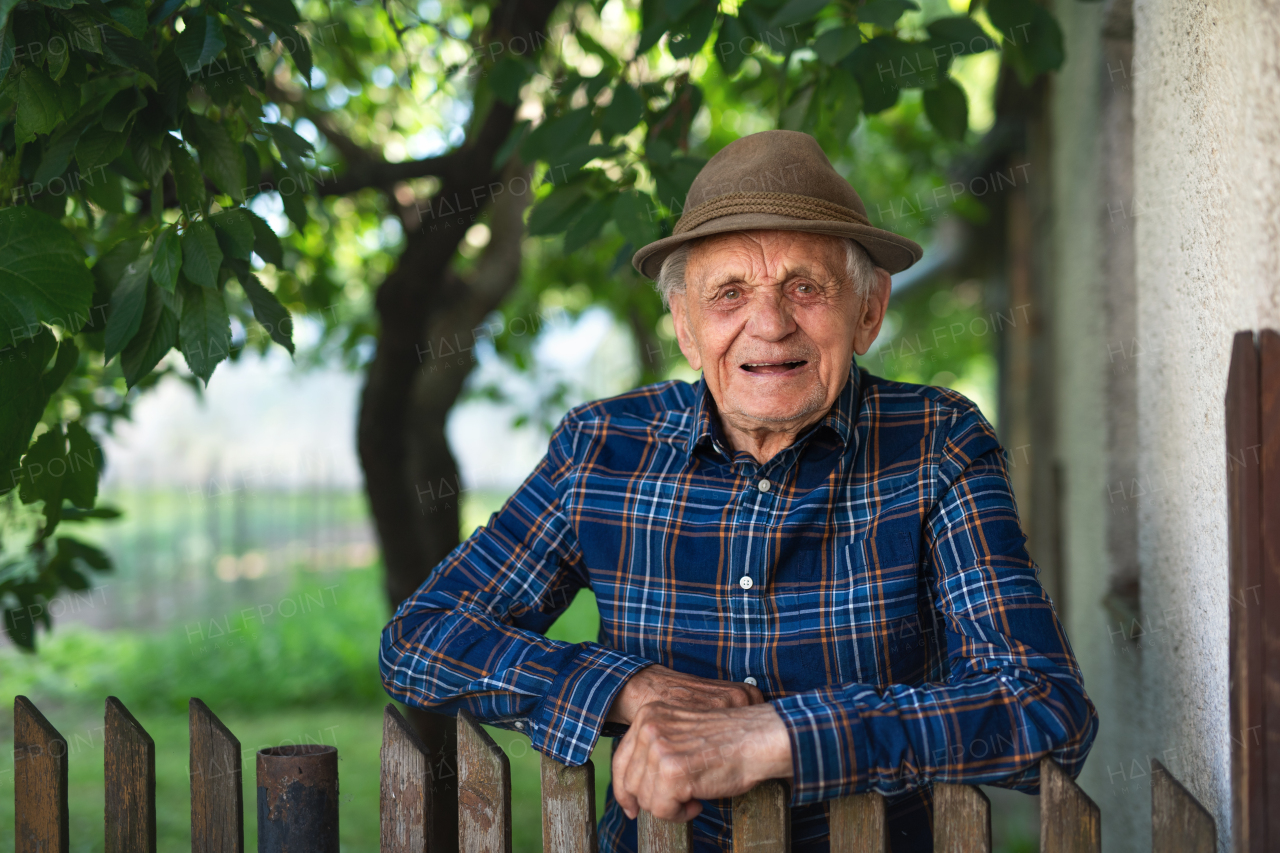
top-left (723, 289), bottom-right (740, 300)
top-left (794, 283), bottom-right (814, 294)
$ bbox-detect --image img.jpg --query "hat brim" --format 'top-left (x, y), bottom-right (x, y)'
top-left (630, 212), bottom-right (924, 280)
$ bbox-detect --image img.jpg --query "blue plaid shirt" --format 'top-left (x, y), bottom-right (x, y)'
top-left (380, 360), bottom-right (1098, 851)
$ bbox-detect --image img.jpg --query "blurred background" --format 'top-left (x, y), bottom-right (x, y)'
top-left (0, 0), bottom-right (1059, 849)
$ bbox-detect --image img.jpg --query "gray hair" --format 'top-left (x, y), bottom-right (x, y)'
top-left (654, 236), bottom-right (879, 309)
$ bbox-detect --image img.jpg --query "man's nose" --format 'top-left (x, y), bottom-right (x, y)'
top-left (745, 289), bottom-right (796, 341)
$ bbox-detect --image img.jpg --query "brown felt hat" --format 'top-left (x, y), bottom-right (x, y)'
top-left (631, 130), bottom-right (923, 280)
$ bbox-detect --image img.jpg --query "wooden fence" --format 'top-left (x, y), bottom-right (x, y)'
top-left (12, 695), bottom-right (1221, 852)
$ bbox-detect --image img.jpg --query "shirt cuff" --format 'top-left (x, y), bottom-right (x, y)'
top-left (772, 688), bottom-right (870, 805)
top-left (529, 644), bottom-right (653, 766)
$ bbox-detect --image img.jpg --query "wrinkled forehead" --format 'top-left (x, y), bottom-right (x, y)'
top-left (685, 230), bottom-right (846, 290)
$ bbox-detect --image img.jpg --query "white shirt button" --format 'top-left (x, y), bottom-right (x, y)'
top-left (739, 576), bottom-right (753, 590)
top-left (743, 676), bottom-right (758, 686)
top-left (514, 721), bottom-right (524, 730)
top-left (758, 478), bottom-right (771, 492)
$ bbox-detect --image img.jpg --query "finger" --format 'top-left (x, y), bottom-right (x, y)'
top-left (612, 731), bottom-right (640, 818)
top-left (744, 684), bottom-right (766, 704)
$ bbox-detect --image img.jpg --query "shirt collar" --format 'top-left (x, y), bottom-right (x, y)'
top-left (684, 357), bottom-right (863, 466)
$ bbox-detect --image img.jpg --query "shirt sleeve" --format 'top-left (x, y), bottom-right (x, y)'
top-left (771, 402), bottom-right (1099, 805)
top-left (379, 412), bottom-right (654, 767)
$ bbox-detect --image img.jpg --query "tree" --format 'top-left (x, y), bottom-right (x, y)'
top-left (0, 0), bottom-right (1065, 661)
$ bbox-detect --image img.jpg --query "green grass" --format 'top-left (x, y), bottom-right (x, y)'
top-left (0, 564), bottom-right (608, 853)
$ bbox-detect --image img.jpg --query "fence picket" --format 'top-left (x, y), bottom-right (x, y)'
top-left (638, 810), bottom-right (692, 853)
top-left (828, 792), bottom-right (887, 853)
top-left (1151, 759), bottom-right (1215, 852)
top-left (731, 780), bottom-right (789, 852)
top-left (541, 755), bottom-right (597, 853)
top-left (105, 696), bottom-right (157, 853)
top-left (932, 783), bottom-right (990, 853)
top-left (14, 696), bottom-right (69, 853)
top-left (1040, 757), bottom-right (1100, 853)
top-left (190, 699), bottom-right (243, 853)
top-left (456, 710), bottom-right (511, 853)
top-left (381, 704), bottom-right (432, 853)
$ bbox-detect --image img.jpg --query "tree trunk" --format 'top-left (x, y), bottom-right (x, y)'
top-left (355, 3), bottom-right (560, 849)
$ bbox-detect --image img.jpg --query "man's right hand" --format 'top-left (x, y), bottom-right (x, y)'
top-left (606, 664), bottom-right (766, 726)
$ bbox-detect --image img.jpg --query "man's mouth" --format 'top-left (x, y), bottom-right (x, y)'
top-left (741, 360), bottom-right (808, 375)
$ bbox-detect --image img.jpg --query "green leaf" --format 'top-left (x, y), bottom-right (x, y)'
top-left (492, 120), bottom-right (529, 171)
top-left (177, 278), bottom-right (230, 382)
top-left (926, 16), bottom-right (997, 57)
top-left (274, 161), bottom-right (307, 230)
top-left (210, 208), bottom-right (254, 259)
top-left (0, 329), bottom-right (62, 495)
top-left (559, 143), bottom-right (623, 175)
top-left (715, 15), bottom-right (749, 75)
top-left (102, 27), bottom-right (159, 83)
top-left (813, 25), bottom-right (861, 64)
top-left (101, 88), bottom-right (146, 133)
top-left (59, 10), bottom-right (105, 53)
top-left (174, 12), bottom-right (226, 73)
top-left (668, 3), bottom-right (716, 59)
top-left (239, 274), bottom-right (293, 354)
top-left (150, 225), bottom-right (181, 291)
top-left (0, 208), bottom-right (93, 350)
top-left (266, 121), bottom-right (315, 158)
top-left (133, 137), bottom-right (171, 188)
top-left (179, 220), bottom-right (222, 288)
top-left (526, 183), bottom-right (590, 236)
top-left (74, 125), bottom-right (127, 174)
top-left (61, 506), bottom-right (122, 521)
top-left (249, 0), bottom-right (301, 27)
top-left (856, 0), bottom-right (918, 28)
top-left (988, 0), bottom-right (1064, 79)
top-left (562, 196), bottom-right (613, 253)
top-left (120, 280), bottom-right (178, 387)
top-left (767, 0), bottom-right (828, 28)
top-left (63, 421), bottom-right (100, 508)
top-left (246, 210), bottom-right (283, 265)
top-left (169, 142), bottom-right (206, 216)
top-left (274, 24), bottom-right (311, 82)
top-left (33, 116), bottom-right (94, 185)
top-left (923, 75), bottom-right (968, 140)
top-left (16, 67), bottom-right (62, 143)
top-left (184, 114), bottom-right (246, 202)
top-left (651, 157), bottom-right (706, 213)
top-left (522, 108), bottom-right (594, 164)
top-left (488, 57), bottom-right (528, 106)
top-left (613, 190), bottom-right (661, 249)
top-left (103, 251), bottom-right (153, 363)
top-left (602, 83), bottom-right (644, 137)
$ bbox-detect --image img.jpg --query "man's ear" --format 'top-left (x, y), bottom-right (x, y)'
top-left (668, 292), bottom-right (702, 371)
top-left (852, 267), bottom-right (892, 356)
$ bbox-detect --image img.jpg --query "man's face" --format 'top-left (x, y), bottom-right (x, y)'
top-left (669, 230), bottom-right (891, 434)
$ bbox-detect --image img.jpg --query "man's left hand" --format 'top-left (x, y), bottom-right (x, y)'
top-left (610, 701), bottom-right (793, 822)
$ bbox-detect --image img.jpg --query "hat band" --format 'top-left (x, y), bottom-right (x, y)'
top-left (674, 191), bottom-right (871, 235)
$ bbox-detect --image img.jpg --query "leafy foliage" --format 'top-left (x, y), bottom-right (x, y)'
top-left (0, 0), bottom-right (316, 648)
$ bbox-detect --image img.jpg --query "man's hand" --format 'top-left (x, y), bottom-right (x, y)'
top-left (606, 665), bottom-right (765, 725)
top-left (611, 701), bottom-right (793, 822)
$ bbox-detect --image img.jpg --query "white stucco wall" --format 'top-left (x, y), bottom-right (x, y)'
top-left (1130, 0), bottom-right (1280, 847)
top-left (1050, 4), bottom-right (1150, 851)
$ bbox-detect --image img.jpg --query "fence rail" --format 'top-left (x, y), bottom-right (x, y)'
top-left (13, 695), bottom-right (1214, 852)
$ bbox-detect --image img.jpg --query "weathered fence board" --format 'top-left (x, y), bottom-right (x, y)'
top-left (541, 754), bottom-right (597, 853)
top-left (105, 696), bottom-right (156, 853)
top-left (933, 783), bottom-right (990, 853)
top-left (1151, 759), bottom-right (1215, 853)
top-left (456, 709), bottom-right (511, 853)
top-left (638, 810), bottom-right (692, 853)
top-left (1226, 329), bottom-right (1265, 853)
top-left (829, 792), bottom-right (888, 853)
top-left (1258, 329), bottom-right (1280, 853)
top-left (14, 695), bottom-right (69, 853)
top-left (189, 699), bottom-right (243, 853)
top-left (381, 704), bottom-right (432, 853)
top-left (1041, 755), bottom-right (1100, 853)
top-left (732, 780), bottom-right (789, 852)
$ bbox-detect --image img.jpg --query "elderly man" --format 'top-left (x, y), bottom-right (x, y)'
top-left (380, 130), bottom-right (1097, 852)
